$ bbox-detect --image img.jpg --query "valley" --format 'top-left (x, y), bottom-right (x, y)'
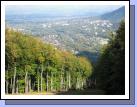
top-left (6, 6), bottom-right (125, 62)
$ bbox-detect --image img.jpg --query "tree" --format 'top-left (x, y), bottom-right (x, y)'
top-left (5, 28), bottom-right (93, 94)
top-left (94, 20), bottom-right (125, 94)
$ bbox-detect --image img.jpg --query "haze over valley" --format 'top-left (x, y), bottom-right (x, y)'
top-left (6, 5), bottom-right (125, 62)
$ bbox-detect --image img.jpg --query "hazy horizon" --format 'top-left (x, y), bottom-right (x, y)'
top-left (6, 5), bottom-right (123, 17)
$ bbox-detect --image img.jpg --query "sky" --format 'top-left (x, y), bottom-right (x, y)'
top-left (6, 5), bottom-right (123, 17)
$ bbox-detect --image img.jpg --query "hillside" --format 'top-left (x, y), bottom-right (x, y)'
top-left (5, 29), bottom-right (93, 94)
top-left (100, 6), bottom-right (125, 23)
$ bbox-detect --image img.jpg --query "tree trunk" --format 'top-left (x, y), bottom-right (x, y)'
top-left (60, 71), bottom-right (62, 90)
top-left (12, 66), bottom-right (16, 94)
top-left (6, 70), bottom-right (9, 94)
top-left (79, 77), bottom-right (81, 89)
top-left (94, 78), bottom-right (96, 88)
top-left (60, 66), bottom-right (64, 91)
top-left (81, 79), bottom-right (84, 89)
top-left (46, 72), bottom-right (48, 91)
top-left (37, 69), bottom-right (39, 93)
top-left (63, 73), bottom-right (65, 90)
top-left (38, 76), bottom-right (39, 93)
top-left (76, 77), bottom-right (79, 89)
top-left (10, 78), bottom-right (13, 93)
top-left (54, 73), bottom-right (56, 91)
top-left (66, 72), bottom-right (69, 91)
top-left (32, 81), bottom-right (35, 91)
top-left (16, 78), bottom-right (18, 94)
top-left (41, 65), bottom-right (43, 92)
top-left (25, 71), bottom-right (28, 93)
top-left (28, 79), bottom-right (31, 93)
top-left (6, 80), bottom-right (8, 94)
top-left (51, 72), bottom-right (53, 91)
top-left (68, 72), bottom-right (71, 89)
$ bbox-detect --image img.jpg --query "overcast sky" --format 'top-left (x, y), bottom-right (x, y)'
top-left (6, 5), bottom-right (123, 17)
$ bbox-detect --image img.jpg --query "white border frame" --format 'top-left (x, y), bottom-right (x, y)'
top-left (1, 1), bottom-right (129, 99)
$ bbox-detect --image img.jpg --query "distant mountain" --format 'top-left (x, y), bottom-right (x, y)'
top-left (100, 6), bottom-right (125, 23)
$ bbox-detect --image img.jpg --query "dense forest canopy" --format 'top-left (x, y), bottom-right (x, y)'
top-left (93, 20), bottom-right (125, 95)
top-left (5, 29), bottom-right (92, 94)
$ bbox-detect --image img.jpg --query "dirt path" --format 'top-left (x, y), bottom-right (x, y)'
top-left (7, 89), bottom-right (105, 95)
top-left (7, 92), bottom-right (55, 95)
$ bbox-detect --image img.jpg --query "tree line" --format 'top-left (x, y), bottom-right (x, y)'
top-left (92, 20), bottom-right (125, 94)
top-left (5, 28), bottom-right (92, 94)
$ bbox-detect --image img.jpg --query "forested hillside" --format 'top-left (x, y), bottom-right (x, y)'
top-left (5, 29), bottom-right (92, 94)
top-left (92, 20), bottom-right (125, 95)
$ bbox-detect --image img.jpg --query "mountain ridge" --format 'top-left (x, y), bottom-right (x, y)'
top-left (100, 6), bottom-right (125, 22)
